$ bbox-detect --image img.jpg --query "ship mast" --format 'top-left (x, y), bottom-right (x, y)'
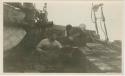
top-left (43, 3), bottom-right (48, 22)
top-left (91, 3), bottom-right (109, 41)
top-left (101, 6), bottom-right (109, 41)
top-left (92, 3), bottom-right (99, 36)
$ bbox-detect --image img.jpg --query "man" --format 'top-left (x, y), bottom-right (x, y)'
top-left (78, 24), bottom-right (88, 47)
top-left (36, 30), bottom-right (62, 66)
top-left (63, 24), bottom-right (74, 46)
top-left (65, 24), bottom-right (72, 37)
top-left (61, 24), bottom-right (88, 67)
top-left (36, 32), bottom-right (62, 52)
top-left (64, 24), bottom-right (87, 47)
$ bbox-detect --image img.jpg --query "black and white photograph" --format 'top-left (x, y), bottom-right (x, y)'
top-left (3, 1), bottom-right (123, 73)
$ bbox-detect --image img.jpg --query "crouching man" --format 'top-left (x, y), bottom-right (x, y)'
top-left (36, 30), bottom-right (62, 67)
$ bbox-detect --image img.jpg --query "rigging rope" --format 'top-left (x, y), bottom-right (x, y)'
top-left (91, 8), bottom-right (95, 23)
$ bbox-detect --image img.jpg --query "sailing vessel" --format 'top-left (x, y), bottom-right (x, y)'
top-left (3, 2), bottom-right (121, 73)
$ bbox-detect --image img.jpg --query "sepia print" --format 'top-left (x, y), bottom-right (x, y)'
top-left (3, 1), bottom-right (122, 73)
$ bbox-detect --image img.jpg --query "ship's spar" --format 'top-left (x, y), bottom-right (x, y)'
top-left (91, 3), bottom-right (109, 41)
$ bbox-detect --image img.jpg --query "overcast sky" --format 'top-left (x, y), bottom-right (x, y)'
top-left (35, 1), bottom-right (123, 41)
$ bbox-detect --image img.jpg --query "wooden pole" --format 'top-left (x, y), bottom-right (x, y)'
top-left (92, 3), bottom-right (99, 36)
top-left (101, 6), bottom-right (109, 41)
top-left (43, 3), bottom-right (48, 22)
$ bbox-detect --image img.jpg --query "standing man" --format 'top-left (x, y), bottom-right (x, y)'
top-left (78, 24), bottom-right (88, 47)
top-left (64, 24), bottom-right (88, 47)
top-left (63, 24), bottom-right (74, 46)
